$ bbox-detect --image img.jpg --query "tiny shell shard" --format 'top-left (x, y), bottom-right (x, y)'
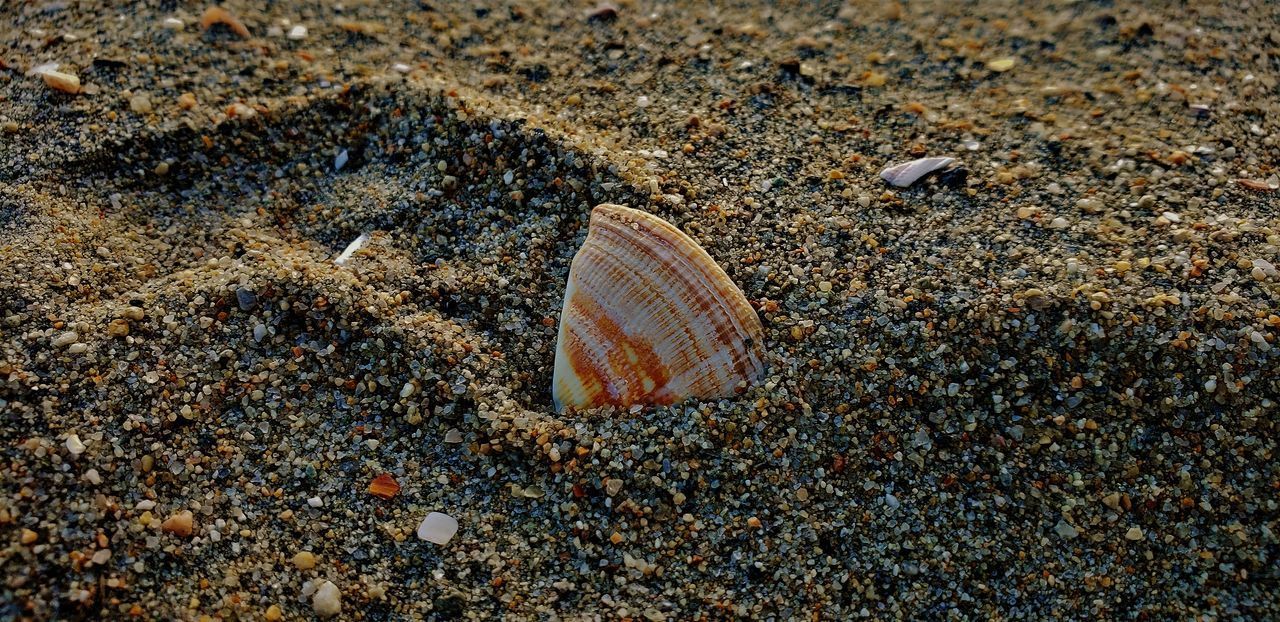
top-left (552, 204), bottom-right (765, 411)
top-left (880, 156), bottom-right (956, 188)
top-left (200, 6), bottom-right (251, 38)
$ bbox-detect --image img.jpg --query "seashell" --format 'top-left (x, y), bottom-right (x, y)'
top-left (552, 203), bottom-right (765, 411)
top-left (200, 6), bottom-right (251, 38)
top-left (334, 232), bottom-right (369, 265)
top-left (879, 156), bottom-right (956, 188)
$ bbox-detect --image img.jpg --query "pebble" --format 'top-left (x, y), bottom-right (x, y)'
top-left (41, 71), bottom-right (81, 94)
top-left (236, 287), bottom-right (258, 311)
top-left (161, 510), bottom-right (194, 537)
top-left (129, 93), bottom-right (153, 115)
top-left (1125, 527), bottom-right (1144, 541)
top-left (264, 605), bottom-right (282, 621)
top-left (416, 512), bottom-right (458, 545)
top-left (83, 469), bottom-right (101, 485)
top-left (1054, 519), bottom-right (1079, 539)
top-left (306, 496), bottom-right (323, 508)
top-left (292, 551), bottom-right (316, 570)
top-left (52, 331), bottom-right (79, 348)
top-left (287, 25), bottom-right (307, 40)
top-left (65, 434), bottom-right (86, 455)
top-left (311, 580), bottom-right (342, 618)
top-left (987, 58), bottom-right (1016, 72)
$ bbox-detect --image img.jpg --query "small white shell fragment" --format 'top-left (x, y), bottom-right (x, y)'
top-left (879, 157), bottom-right (956, 187)
top-left (287, 25), bottom-right (307, 40)
top-left (417, 512), bottom-right (458, 545)
top-left (25, 61), bottom-right (60, 77)
top-left (334, 233), bottom-right (369, 266)
top-left (162, 17), bottom-right (185, 30)
top-left (334, 149), bottom-right (348, 171)
top-left (392, 63), bottom-right (412, 73)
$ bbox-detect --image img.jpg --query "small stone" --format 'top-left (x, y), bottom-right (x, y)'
top-left (91, 549), bottom-right (111, 564)
top-left (177, 92), bottom-right (197, 110)
top-left (253, 324), bottom-right (267, 342)
top-left (292, 551), bottom-right (316, 570)
top-left (311, 580), bottom-right (342, 618)
top-left (129, 93), bottom-right (153, 115)
top-left (368, 474), bottom-right (400, 500)
top-left (83, 469), bottom-right (102, 485)
top-left (264, 605), bottom-right (282, 622)
top-left (605, 478), bottom-right (624, 496)
top-left (162, 510), bottom-right (194, 537)
top-left (162, 17), bottom-right (185, 30)
top-left (64, 434), bottom-right (86, 455)
top-left (444, 429), bottom-right (463, 443)
top-left (20, 529), bottom-right (37, 544)
top-left (610, 532), bottom-right (624, 544)
top-left (1102, 492), bottom-right (1122, 511)
top-left (52, 331), bottom-right (79, 348)
top-left (416, 512), bottom-right (458, 545)
top-left (107, 319), bottom-right (130, 338)
top-left (307, 496), bottom-right (323, 508)
top-left (400, 382), bottom-right (416, 398)
top-left (746, 516), bottom-right (762, 529)
top-left (1054, 519), bottom-right (1079, 540)
top-left (987, 58), bottom-right (1016, 72)
top-left (287, 25), bottom-right (307, 40)
top-left (42, 71), bottom-right (81, 94)
top-left (1125, 527), bottom-right (1144, 541)
top-left (1048, 216), bottom-right (1070, 229)
top-left (235, 287), bottom-right (258, 311)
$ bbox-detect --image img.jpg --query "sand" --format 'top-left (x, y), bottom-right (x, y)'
top-left (1, 1), bottom-right (1278, 619)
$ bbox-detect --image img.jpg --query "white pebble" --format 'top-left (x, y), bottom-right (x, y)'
top-left (162, 17), bottom-right (184, 30)
top-left (287, 25), bottom-right (308, 40)
top-left (65, 434), bottom-right (86, 455)
top-left (307, 496), bottom-right (324, 508)
top-left (83, 469), bottom-right (102, 485)
top-left (52, 331), bottom-right (79, 348)
top-left (311, 580), bottom-right (342, 618)
top-left (416, 512), bottom-right (458, 545)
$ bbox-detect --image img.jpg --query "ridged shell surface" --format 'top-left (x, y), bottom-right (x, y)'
top-left (879, 156), bottom-right (956, 187)
top-left (552, 204), bottom-right (765, 411)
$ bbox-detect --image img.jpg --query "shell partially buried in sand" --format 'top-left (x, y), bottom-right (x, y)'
top-left (552, 204), bottom-right (766, 411)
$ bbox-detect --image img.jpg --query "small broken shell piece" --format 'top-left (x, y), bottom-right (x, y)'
top-left (1236, 178), bottom-right (1278, 192)
top-left (552, 204), bottom-right (766, 411)
top-left (334, 232), bottom-right (370, 266)
top-left (879, 156), bottom-right (957, 188)
top-left (201, 6), bottom-right (251, 38)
